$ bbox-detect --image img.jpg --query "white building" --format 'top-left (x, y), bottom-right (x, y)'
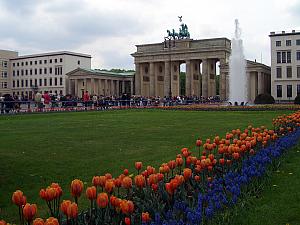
top-left (0, 50), bottom-right (18, 96)
top-left (0, 50), bottom-right (91, 98)
top-left (270, 30), bottom-right (300, 101)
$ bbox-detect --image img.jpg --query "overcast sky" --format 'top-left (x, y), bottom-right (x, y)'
top-left (0, 0), bottom-right (299, 69)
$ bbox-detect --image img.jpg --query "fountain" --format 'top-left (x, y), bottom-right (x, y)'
top-left (229, 19), bottom-right (247, 106)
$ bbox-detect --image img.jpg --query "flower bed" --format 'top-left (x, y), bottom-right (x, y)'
top-left (1, 111), bottom-right (300, 225)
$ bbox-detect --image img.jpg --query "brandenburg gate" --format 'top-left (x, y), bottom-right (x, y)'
top-left (131, 19), bottom-right (231, 100)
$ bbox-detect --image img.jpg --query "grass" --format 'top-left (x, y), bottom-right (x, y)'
top-left (0, 109), bottom-right (295, 222)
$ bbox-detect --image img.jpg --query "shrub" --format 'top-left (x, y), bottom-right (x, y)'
top-left (254, 94), bottom-right (275, 104)
top-left (294, 95), bottom-right (300, 104)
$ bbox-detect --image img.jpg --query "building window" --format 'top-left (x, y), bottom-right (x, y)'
top-left (297, 52), bottom-right (300, 61)
top-left (21, 62), bottom-right (24, 66)
top-left (2, 82), bottom-right (7, 88)
top-left (39, 68), bottom-right (42, 75)
top-left (17, 80), bottom-right (19, 87)
top-left (60, 58), bottom-right (63, 63)
top-left (287, 85), bottom-right (292, 98)
top-left (35, 79), bottom-right (37, 86)
top-left (276, 67), bottom-right (282, 78)
top-left (35, 69), bottom-right (37, 75)
top-left (50, 59), bottom-right (52, 63)
top-left (13, 63), bottom-right (15, 67)
top-left (298, 67), bottom-right (300, 78)
top-left (78, 60), bottom-right (80, 65)
top-left (287, 51), bottom-right (291, 63)
top-left (30, 79), bottom-right (32, 87)
top-left (30, 69), bottom-right (32, 75)
top-left (21, 70), bottom-right (24, 76)
top-left (17, 62), bottom-right (19, 66)
top-left (30, 61), bottom-right (32, 65)
top-left (276, 41), bottom-right (281, 47)
top-left (54, 59), bottom-right (57, 63)
top-left (49, 67), bottom-right (52, 74)
top-left (35, 61), bottom-right (37, 65)
top-left (25, 70), bottom-right (28, 75)
top-left (277, 85), bottom-right (282, 98)
top-left (297, 84), bottom-right (300, 95)
top-left (60, 77), bottom-right (63, 85)
top-left (39, 60), bottom-right (42, 64)
top-left (25, 61), bottom-right (28, 66)
top-left (39, 79), bottom-right (42, 86)
top-left (17, 70), bottom-right (19, 76)
top-left (2, 71), bottom-right (7, 78)
top-left (54, 77), bottom-right (57, 86)
top-left (21, 80), bottom-right (24, 87)
top-left (44, 68), bottom-right (47, 74)
top-left (287, 66), bottom-right (292, 78)
top-left (282, 52), bottom-right (286, 63)
top-left (297, 40), bottom-right (300, 45)
top-left (13, 80), bottom-right (15, 87)
top-left (44, 60), bottom-right (47, 64)
top-left (277, 52), bottom-right (281, 63)
top-left (25, 80), bottom-right (28, 87)
top-left (13, 71), bottom-right (15, 76)
top-left (49, 78), bottom-right (52, 86)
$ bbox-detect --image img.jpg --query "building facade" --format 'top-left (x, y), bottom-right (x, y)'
top-left (9, 51), bottom-right (91, 98)
top-left (270, 30), bottom-right (300, 101)
top-left (0, 50), bottom-right (18, 96)
top-left (221, 60), bottom-right (271, 103)
top-left (131, 38), bottom-right (231, 100)
top-left (66, 68), bottom-right (134, 97)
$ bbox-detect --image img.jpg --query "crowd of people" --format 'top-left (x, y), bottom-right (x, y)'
top-left (0, 91), bottom-right (222, 114)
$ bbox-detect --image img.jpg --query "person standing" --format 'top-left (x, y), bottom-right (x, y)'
top-left (83, 91), bottom-right (90, 110)
top-left (43, 91), bottom-right (51, 109)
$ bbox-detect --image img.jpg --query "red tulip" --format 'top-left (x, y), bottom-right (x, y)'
top-left (86, 186), bottom-right (97, 200)
top-left (134, 175), bottom-right (146, 189)
top-left (33, 218), bottom-right (44, 225)
top-left (12, 190), bottom-right (26, 206)
top-left (67, 202), bottom-right (78, 219)
top-left (60, 200), bottom-right (71, 215)
top-left (135, 162), bottom-right (142, 171)
top-left (142, 212), bottom-right (151, 222)
top-left (124, 217), bottom-right (131, 225)
top-left (71, 179), bottom-right (84, 197)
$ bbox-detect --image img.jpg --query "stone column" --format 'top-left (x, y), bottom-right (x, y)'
top-left (258, 72), bottom-right (264, 94)
top-left (135, 63), bottom-right (141, 95)
top-left (74, 79), bottom-right (78, 96)
top-left (185, 60), bottom-right (191, 96)
top-left (219, 58), bottom-right (227, 100)
top-left (68, 78), bottom-right (72, 94)
top-left (98, 79), bottom-right (102, 95)
top-left (130, 80), bottom-right (134, 96)
top-left (201, 59), bottom-right (208, 98)
top-left (122, 80), bottom-right (125, 94)
top-left (150, 62), bottom-right (155, 96)
top-left (116, 80), bottom-right (120, 96)
top-left (164, 61), bottom-right (171, 97)
top-left (84, 78), bottom-right (87, 92)
top-left (91, 78), bottom-right (95, 95)
top-left (104, 79), bottom-right (107, 96)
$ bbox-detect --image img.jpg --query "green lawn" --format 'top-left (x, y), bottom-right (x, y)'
top-left (0, 109), bottom-right (295, 222)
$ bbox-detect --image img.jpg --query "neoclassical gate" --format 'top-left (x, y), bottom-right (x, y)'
top-left (131, 37), bottom-right (231, 100)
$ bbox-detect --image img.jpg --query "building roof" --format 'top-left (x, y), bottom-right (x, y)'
top-left (269, 30), bottom-right (300, 37)
top-left (66, 68), bottom-right (135, 78)
top-left (10, 51), bottom-right (92, 60)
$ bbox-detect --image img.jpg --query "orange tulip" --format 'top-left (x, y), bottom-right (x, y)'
top-left (142, 212), bottom-right (151, 222)
top-left (97, 193), bottom-right (108, 208)
top-left (99, 176), bottom-right (107, 187)
top-left (23, 203), bottom-right (37, 222)
top-left (183, 168), bottom-right (192, 181)
top-left (105, 173), bottom-right (112, 179)
top-left (194, 175), bottom-right (201, 181)
top-left (67, 203), bottom-right (78, 219)
top-left (176, 157), bottom-right (183, 166)
top-left (92, 176), bottom-right (101, 187)
top-left (12, 190), bottom-right (26, 206)
top-left (50, 183), bottom-right (62, 197)
top-left (168, 160), bottom-right (177, 170)
top-left (33, 218), bottom-right (44, 225)
top-left (86, 186), bottom-right (97, 200)
top-left (71, 179), bottom-right (84, 197)
top-left (44, 217), bottom-right (59, 225)
top-left (134, 175), bottom-right (146, 189)
top-left (105, 179), bottom-right (115, 193)
top-left (120, 200), bottom-right (134, 214)
top-left (122, 176), bottom-right (132, 189)
top-left (60, 200), bottom-right (71, 215)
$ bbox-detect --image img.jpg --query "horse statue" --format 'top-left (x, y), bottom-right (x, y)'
top-left (179, 24), bottom-right (190, 39)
